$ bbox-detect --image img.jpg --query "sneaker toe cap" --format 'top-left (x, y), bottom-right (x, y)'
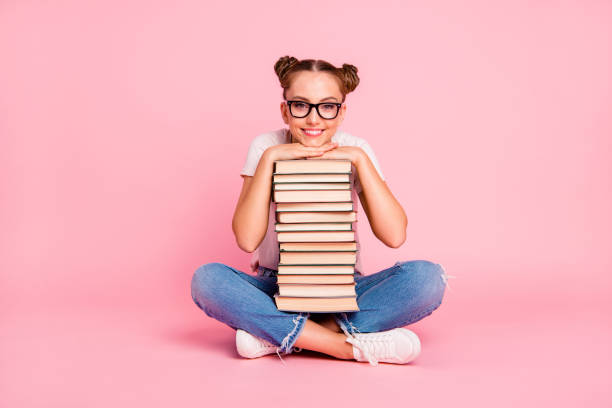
top-left (236, 329), bottom-right (277, 359)
top-left (235, 329), bottom-right (260, 358)
top-left (396, 328), bottom-right (422, 362)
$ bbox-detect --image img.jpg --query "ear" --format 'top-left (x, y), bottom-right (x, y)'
top-left (280, 101), bottom-right (289, 125)
top-left (337, 103), bottom-right (347, 125)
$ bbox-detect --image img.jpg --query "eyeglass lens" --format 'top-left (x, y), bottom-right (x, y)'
top-left (289, 102), bottom-right (339, 119)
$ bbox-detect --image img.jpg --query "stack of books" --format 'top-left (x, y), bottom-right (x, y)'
top-left (272, 159), bottom-right (360, 313)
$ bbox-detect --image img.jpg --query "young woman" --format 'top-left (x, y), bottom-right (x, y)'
top-left (191, 56), bottom-right (449, 366)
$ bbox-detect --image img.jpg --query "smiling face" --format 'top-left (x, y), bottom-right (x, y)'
top-left (280, 70), bottom-right (347, 147)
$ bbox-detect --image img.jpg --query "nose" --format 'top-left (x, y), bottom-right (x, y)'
top-left (305, 106), bottom-right (321, 124)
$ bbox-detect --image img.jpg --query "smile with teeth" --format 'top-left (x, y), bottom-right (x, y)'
top-left (303, 128), bottom-right (323, 136)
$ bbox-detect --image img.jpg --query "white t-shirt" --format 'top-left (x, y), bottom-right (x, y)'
top-left (240, 128), bottom-right (385, 275)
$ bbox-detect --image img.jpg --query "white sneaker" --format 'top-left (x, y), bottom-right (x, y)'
top-left (345, 328), bottom-right (421, 366)
top-left (235, 329), bottom-right (279, 358)
top-left (235, 329), bottom-right (304, 360)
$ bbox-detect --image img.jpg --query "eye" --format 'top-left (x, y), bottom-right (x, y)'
top-left (293, 102), bottom-right (308, 109)
top-left (320, 103), bottom-right (336, 112)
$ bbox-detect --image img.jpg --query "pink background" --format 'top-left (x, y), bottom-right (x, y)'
top-left (1, 1), bottom-right (611, 406)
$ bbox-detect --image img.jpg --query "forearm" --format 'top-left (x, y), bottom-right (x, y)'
top-left (355, 151), bottom-right (407, 248)
top-left (232, 152), bottom-right (275, 252)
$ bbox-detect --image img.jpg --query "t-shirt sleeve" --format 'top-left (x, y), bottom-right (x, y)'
top-left (240, 135), bottom-right (268, 177)
top-left (354, 140), bottom-right (385, 195)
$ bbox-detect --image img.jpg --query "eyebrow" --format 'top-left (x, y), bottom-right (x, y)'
top-left (291, 96), bottom-right (340, 102)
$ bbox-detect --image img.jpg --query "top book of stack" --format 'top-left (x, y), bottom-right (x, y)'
top-left (274, 159), bottom-right (352, 174)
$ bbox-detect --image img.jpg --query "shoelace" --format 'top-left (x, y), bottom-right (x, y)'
top-left (275, 347), bottom-right (286, 365)
top-left (345, 331), bottom-right (400, 366)
top-left (340, 323), bottom-right (389, 367)
top-left (273, 345), bottom-right (303, 365)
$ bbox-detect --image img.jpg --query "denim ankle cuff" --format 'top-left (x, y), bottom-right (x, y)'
top-left (278, 313), bottom-right (309, 354)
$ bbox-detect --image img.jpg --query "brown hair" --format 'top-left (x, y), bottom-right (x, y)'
top-left (274, 56), bottom-right (360, 103)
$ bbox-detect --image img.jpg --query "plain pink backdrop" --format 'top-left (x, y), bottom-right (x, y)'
top-left (1, 1), bottom-right (611, 406)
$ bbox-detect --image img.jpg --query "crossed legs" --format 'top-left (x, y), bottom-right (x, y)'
top-left (192, 260), bottom-right (448, 360)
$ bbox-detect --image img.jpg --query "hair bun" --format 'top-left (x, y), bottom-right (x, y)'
top-left (274, 56), bottom-right (299, 80)
top-left (341, 63), bottom-right (360, 94)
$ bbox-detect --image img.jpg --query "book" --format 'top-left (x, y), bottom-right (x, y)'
top-left (273, 189), bottom-right (352, 203)
top-left (278, 283), bottom-right (356, 297)
top-left (274, 294), bottom-right (359, 313)
top-left (273, 182), bottom-right (350, 191)
top-left (274, 159), bottom-right (352, 174)
top-left (277, 231), bottom-right (355, 242)
top-left (277, 265), bottom-right (355, 275)
top-left (279, 251), bottom-right (357, 265)
top-left (276, 274), bottom-right (355, 284)
top-left (277, 211), bottom-right (356, 224)
top-left (276, 202), bottom-right (354, 212)
top-left (275, 222), bottom-right (353, 232)
top-left (273, 173), bottom-right (350, 183)
top-left (279, 242), bottom-right (357, 252)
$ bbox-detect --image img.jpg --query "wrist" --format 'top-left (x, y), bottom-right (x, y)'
top-left (262, 147), bottom-right (277, 165)
top-left (259, 148), bottom-right (276, 171)
top-left (353, 147), bottom-right (367, 168)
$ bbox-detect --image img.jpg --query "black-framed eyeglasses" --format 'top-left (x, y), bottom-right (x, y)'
top-left (285, 100), bottom-right (343, 120)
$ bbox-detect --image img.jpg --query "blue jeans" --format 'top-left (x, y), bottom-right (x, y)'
top-left (191, 260), bottom-right (448, 355)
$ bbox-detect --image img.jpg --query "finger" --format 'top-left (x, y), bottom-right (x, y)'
top-left (301, 149), bottom-right (328, 157)
top-left (302, 145), bottom-right (336, 153)
top-left (301, 145), bottom-right (329, 151)
top-left (297, 150), bottom-right (322, 158)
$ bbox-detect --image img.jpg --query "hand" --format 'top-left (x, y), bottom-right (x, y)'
top-left (264, 141), bottom-right (338, 162)
top-left (307, 145), bottom-right (363, 166)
